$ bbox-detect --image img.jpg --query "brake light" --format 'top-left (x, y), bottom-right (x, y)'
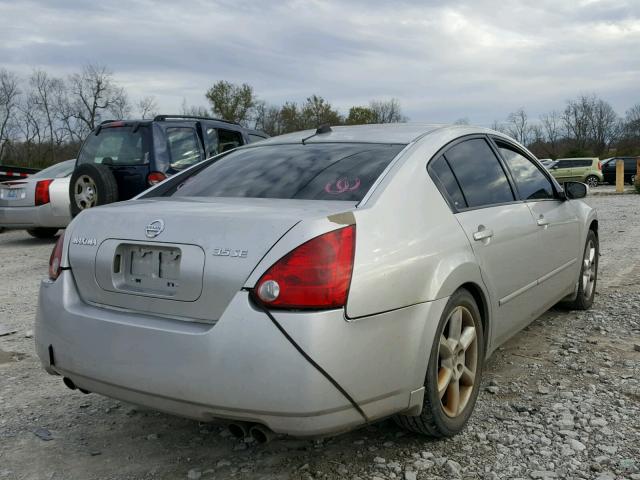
top-left (49, 232), bottom-right (65, 280)
top-left (35, 179), bottom-right (53, 206)
top-left (147, 171), bottom-right (167, 186)
top-left (254, 225), bottom-right (355, 309)
top-left (598, 161), bottom-right (602, 171)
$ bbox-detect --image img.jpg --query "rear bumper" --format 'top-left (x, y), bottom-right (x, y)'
top-left (35, 271), bottom-right (446, 436)
top-left (0, 203), bottom-right (69, 228)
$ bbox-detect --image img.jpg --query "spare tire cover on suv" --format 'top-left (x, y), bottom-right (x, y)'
top-left (69, 163), bottom-right (119, 217)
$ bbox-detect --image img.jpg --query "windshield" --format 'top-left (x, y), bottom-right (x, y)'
top-left (78, 126), bottom-right (151, 166)
top-left (32, 159), bottom-right (76, 178)
top-left (170, 143), bottom-right (406, 202)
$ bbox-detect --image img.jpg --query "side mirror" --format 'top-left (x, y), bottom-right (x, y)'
top-left (564, 181), bottom-right (588, 199)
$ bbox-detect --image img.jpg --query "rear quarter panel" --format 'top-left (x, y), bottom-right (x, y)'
top-left (345, 132), bottom-right (486, 319)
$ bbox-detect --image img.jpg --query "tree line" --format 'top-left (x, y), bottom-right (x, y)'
top-left (1, 63), bottom-right (639, 169)
top-left (492, 96), bottom-right (640, 159)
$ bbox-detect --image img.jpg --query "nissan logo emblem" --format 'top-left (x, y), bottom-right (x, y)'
top-left (145, 219), bottom-right (165, 238)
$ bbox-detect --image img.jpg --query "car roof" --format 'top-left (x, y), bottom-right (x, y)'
top-left (254, 123), bottom-right (467, 145)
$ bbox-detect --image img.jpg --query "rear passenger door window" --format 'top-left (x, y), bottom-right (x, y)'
top-left (495, 142), bottom-right (555, 200)
top-left (443, 138), bottom-right (514, 208)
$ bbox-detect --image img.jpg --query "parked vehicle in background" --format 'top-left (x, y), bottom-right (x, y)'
top-left (601, 156), bottom-right (638, 185)
top-left (0, 159), bottom-right (75, 238)
top-left (69, 115), bottom-right (268, 216)
top-left (548, 157), bottom-right (602, 187)
top-left (540, 159), bottom-right (557, 169)
top-left (37, 124), bottom-right (598, 440)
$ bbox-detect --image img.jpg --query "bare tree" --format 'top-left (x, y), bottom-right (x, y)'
top-left (180, 98), bottom-right (210, 117)
top-left (625, 103), bottom-right (640, 138)
top-left (68, 64), bottom-right (129, 131)
top-left (490, 120), bottom-right (507, 134)
top-left (0, 69), bottom-right (21, 162)
top-left (562, 95), bottom-right (593, 152)
top-left (540, 111), bottom-right (562, 157)
top-left (506, 108), bottom-right (531, 145)
top-left (369, 99), bottom-right (406, 123)
top-left (252, 101), bottom-right (282, 135)
top-left (588, 98), bottom-right (620, 155)
top-left (137, 96), bottom-right (158, 119)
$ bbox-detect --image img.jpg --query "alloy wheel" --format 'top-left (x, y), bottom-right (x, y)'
top-left (74, 175), bottom-right (97, 210)
top-left (582, 238), bottom-right (597, 300)
top-left (437, 306), bottom-right (478, 418)
top-left (586, 176), bottom-right (599, 188)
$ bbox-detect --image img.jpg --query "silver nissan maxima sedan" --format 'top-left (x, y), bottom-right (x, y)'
top-left (35, 124), bottom-right (598, 439)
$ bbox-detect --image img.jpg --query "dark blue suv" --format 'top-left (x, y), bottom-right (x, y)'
top-left (69, 115), bottom-right (268, 216)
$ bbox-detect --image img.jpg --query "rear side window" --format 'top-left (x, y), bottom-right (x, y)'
top-left (171, 143), bottom-right (405, 201)
top-left (555, 160), bottom-right (575, 169)
top-left (428, 155), bottom-right (467, 209)
top-left (78, 126), bottom-right (150, 166)
top-left (444, 139), bottom-right (514, 208)
top-left (497, 143), bottom-right (555, 200)
top-left (166, 128), bottom-right (202, 170)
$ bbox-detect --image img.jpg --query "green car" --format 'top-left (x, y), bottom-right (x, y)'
top-left (547, 157), bottom-right (603, 188)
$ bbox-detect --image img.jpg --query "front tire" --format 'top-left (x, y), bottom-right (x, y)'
top-left (564, 230), bottom-right (598, 310)
top-left (27, 228), bottom-right (59, 239)
top-left (395, 289), bottom-right (484, 437)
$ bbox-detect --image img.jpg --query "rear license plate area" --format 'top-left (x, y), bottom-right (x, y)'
top-left (114, 244), bottom-right (182, 295)
top-left (1, 188), bottom-right (24, 200)
top-left (94, 239), bottom-right (205, 301)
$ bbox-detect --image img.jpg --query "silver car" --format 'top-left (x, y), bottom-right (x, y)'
top-left (35, 125), bottom-right (597, 440)
top-left (0, 159), bottom-right (75, 237)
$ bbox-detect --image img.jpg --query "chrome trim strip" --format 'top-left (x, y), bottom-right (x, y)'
top-left (499, 279), bottom-right (538, 306)
top-left (499, 258), bottom-right (578, 306)
top-left (538, 258), bottom-right (578, 285)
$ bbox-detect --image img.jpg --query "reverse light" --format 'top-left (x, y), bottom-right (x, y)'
top-left (35, 179), bottom-right (53, 206)
top-left (147, 171), bottom-right (167, 186)
top-left (254, 225), bottom-right (355, 309)
top-left (598, 161), bottom-right (602, 171)
top-left (49, 232), bottom-right (65, 280)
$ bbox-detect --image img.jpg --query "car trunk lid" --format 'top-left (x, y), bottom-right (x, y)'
top-left (68, 197), bottom-right (356, 323)
top-left (0, 180), bottom-right (36, 207)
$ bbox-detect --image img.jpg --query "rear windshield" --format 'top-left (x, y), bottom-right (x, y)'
top-left (170, 143), bottom-right (405, 201)
top-left (32, 159), bottom-right (75, 178)
top-left (78, 126), bottom-right (151, 167)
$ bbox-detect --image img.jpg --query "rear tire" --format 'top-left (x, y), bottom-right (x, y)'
top-left (585, 175), bottom-right (599, 188)
top-left (27, 228), bottom-right (59, 239)
top-left (395, 288), bottom-right (484, 437)
top-left (563, 230), bottom-right (598, 310)
top-left (69, 163), bottom-right (119, 217)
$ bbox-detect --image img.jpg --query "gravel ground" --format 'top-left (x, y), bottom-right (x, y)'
top-left (1, 194), bottom-right (639, 480)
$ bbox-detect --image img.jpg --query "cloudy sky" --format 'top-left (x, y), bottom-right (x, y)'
top-left (1, 0), bottom-right (638, 125)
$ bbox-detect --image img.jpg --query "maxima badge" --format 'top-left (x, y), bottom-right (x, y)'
top-left (145, 219), bottom-right (165, 238)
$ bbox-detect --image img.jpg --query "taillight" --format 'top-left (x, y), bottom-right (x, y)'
top-left (49, 232), bottom-right (65, 280)
top-left (35, 179), bottom-right (53, 206)
top-left (254, 225), bottom-right (355, 309)
top-left (147, 171), bottom-right (167, 186)
top-left (598, 161), bottom-right (602, 171)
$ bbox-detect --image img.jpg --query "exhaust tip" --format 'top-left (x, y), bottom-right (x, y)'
top-left (62, 377), bottom-right (76, 390)
top-left (227, 423), bottom-right (249, 439)
top-left (249, 425), bottom-right (274, 444)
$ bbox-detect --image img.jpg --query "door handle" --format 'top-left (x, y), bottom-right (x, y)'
top-left (537, 216), bottom-right (550, 227)
top-left (473, 226), bottom-right (494, 241)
